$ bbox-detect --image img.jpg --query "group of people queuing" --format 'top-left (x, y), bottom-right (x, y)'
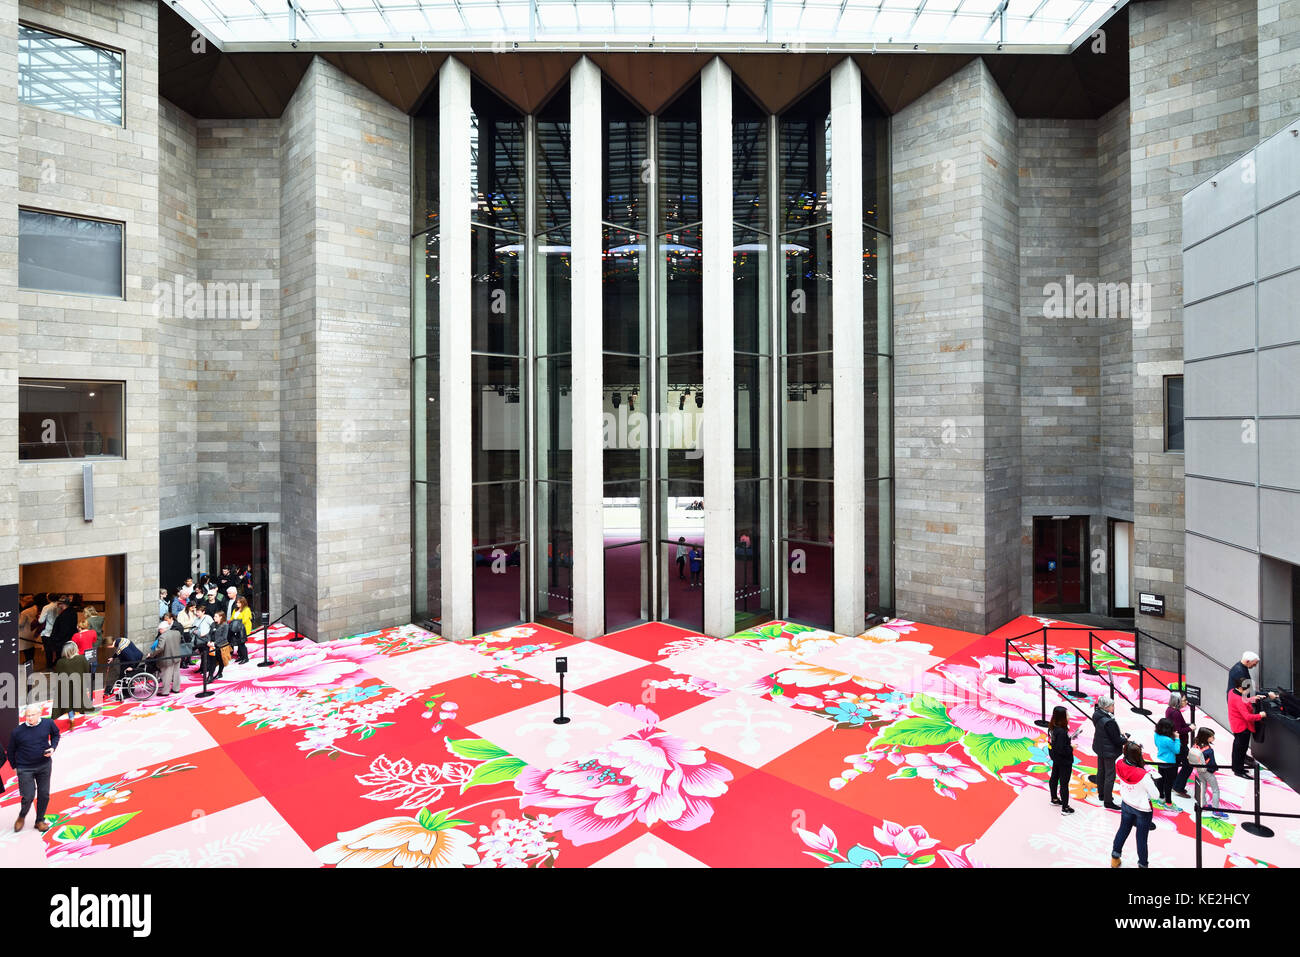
top-left (16, 592), bottom-right (103, 672)
top-left (1044, 648), bottom-right (1277, 868)
top-left (154, 566), bottom-right (259, 692)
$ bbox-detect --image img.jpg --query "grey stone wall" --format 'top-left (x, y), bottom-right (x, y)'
top-left (278, 65), bottom-right (321, 640)
top-left (277, 58), bottom-right (411, 642)
top-left (1016, 119), bottom-right (1101, 614)
top-left (893, 58), bottom-right (1021, 634)
top-left (158, 99), bottom-right (198, 529)
top-left (1128, 0), bottom-right (1260, 646)
top-left (1258, 0), bottom-right (1300, 138)
top-left (1098, 100), bottom-right (1133, 528)
top-left (17, 0), bottom-right (160, 643)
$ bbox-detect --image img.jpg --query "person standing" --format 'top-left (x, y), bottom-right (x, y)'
top-left (17, 595), bottom-right (40, 666)
top-left (1165, 692), bottom-right (1194, 798)
top-left (231, 597), bottom-right (253, 664)
top-left (9, 704), bottom-right (60, 833)
top-left (1153, 717), bottom-right (1178, 803)
top-left (689, 546), bottom-right (703, 588)
top-left (675, 537), bottom-right (688, 581)
top-left (223, 586), bottom-right (240, 623)
top-left (1228, 677), bottom-right (1264, 778)
top-left (1047, 706), bottom-right (1080, 814)
top-left (52, 641), bottom-right (92, 721)
top-left (1090, 696), bottom-right (1127, 810)
top-left (1110, 740), bottom-right (1162, 868)
top-left (1187, 727), bottom-right (1226, 820)
top-left (208, 611), bottom-right (231, 680)
top-left (49, 597), bottom-right (79, 671)
top-left (148, 619), bottom-right (183, 697)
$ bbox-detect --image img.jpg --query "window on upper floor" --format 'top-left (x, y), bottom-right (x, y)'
top-left (19, 379), bottom-right (126, 461)
top-left (19, 208), bottom-right (124, 298)
top-left (19, 23), bottom-right (124, 126)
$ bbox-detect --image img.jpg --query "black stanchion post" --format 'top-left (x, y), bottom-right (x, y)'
top-left (999, 638), bottom-right (1016, 684)
top-left (1241, 760), bottom-right (1275, 838)
top-left (1107, 666), bottom-right (1115, 699)
top-left (290, 605), bottom-right (302, 642)
top-left (1068, 651), bottom-right (1087, 698)
top-left (257, 623), bottom-right (272, 669)
top-left (1040, 626), bottom-right (1055, 670)
top-left (1082, 631), bottom-right (1099, 676)
top-left (553, 656), bottom-right (570, 725)
top-left (194, 651), bottom-right (214, 699)
top-left (1195, 787), bottom-right (1203, 870)
top-left (1034, 673), bottom-right (1050, 727)
top-left (1131, 664), bottom-right (1152, 717)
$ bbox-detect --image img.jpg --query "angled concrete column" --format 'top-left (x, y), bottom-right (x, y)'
top-left (701, 58), bottom-right (735, 638)
top-left (439, 57), bottom-right (474, 640)
top-left (570, 57), bottom-right (605, 638)
top-left (831, 58), bottom-right (866, 636)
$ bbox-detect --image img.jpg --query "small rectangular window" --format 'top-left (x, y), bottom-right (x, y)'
top-left (19, 208), bottom-right (124, 298)
top-left (19, 380), bottom-right (125, 461)
top-left (1165, 375), bottom-right (1184, 452)
top-left (19, 24), bottom-right (123, 126)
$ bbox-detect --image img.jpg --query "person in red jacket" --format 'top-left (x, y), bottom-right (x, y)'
top-left (1227, 676), bottom-right (1264, 778)
top-left (1110, 740), bottom-right (1163, 868)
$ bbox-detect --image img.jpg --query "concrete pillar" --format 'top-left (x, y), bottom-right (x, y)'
top-left (570, 56), bottom-right (605, 639)
top-left (701, 58), bottom-right (734, 638)
top-left (439, 57), bottom-right (474, 640)
top-left (831, 58), bottom-right (866, 636)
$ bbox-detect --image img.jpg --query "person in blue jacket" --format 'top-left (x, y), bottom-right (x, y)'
top-left (1153, 717), bottom-right (1179, 804)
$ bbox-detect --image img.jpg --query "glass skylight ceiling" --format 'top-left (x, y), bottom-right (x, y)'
top-left (173, 0), bottom-right (1125, 51)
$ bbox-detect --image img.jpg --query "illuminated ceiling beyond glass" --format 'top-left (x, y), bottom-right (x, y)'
top-left (172, 0), bottom-right (1126, 52)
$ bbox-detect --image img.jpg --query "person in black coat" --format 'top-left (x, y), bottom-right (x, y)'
top-left (48, 597), bottom-right (79, 670)
top-left (1048, 706), bottom-right (1081, 814)
top-left (1090, 696), bottom-right (1128, 810)
top-left (207, 612), bottom-right (231, 680)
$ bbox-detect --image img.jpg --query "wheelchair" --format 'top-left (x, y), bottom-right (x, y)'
top-left (110, 660), bottom-right (159, 702)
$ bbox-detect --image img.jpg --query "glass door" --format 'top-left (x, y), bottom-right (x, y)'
top-left (1032, 516), bottom-right (1089, 614)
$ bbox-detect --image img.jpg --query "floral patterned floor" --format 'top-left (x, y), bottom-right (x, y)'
top-left (4, 615), bottom-right (1299, 869)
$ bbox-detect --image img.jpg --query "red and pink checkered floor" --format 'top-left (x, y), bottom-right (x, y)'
top-left (4, 616), bottom-right (1297, 868)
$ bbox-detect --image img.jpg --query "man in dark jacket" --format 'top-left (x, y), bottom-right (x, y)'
top-left (207, 611), bottom-right (231, 680)
top-left (148, 619), bottom-right (184, 696)
top-left (10, 704), bottom-right (60, 832)
top-left (48, 597), bottom-right (79, 671)
top-left (1090, 696), bottom-right (1127, 810)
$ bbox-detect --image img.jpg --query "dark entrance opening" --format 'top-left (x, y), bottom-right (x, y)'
top-left (1032, 515), bottom-right (1089, 614)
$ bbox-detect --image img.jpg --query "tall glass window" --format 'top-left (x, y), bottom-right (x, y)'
top-left (535, 83), bottom-right (573, 630)
top-left (656, 81), bottom-right (704, 633)
top-left (411, 87), bottom-right (440, 629)
top-left (471, 80), bottom-right (527, 632)
top-left (19, 24), bottom-right (123, 126)
top-left (602, 81), bottom-right (652, 633)
top-left (864, 98), bottom-right (894, 623)
top-left (779, 81), bottom-right (834, 629)
top-left (733, 86), bottom-right (774, 629)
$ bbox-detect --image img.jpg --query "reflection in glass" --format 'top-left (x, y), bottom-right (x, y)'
top-left (602, 355), bottom-right (649, 485)
top-left (412, 231), bottom-right (439, 356)
top-left (18, 379), bottom-right (124, 460)
top-left (784, 479), bottom-right (833, 544)
top-left (735, 479), bottom-right (773, 624)
top-left (472, 356), bottom-right (523, 483)
top-left (734, 228), bottom-right (770, 355)
top-left (782, 225), bottom-right (833, 354)
top-left (778, 80), bottom-right (831, 232)
top-left (536, 225), bottom-right (572, 356)
top-left (658, 225), bottom-right (703, 355)
top-left (866, 478), bottom-right (892, 618)
top-left (733, 88), bottom-right (768, 234)
top-left (660, 539), bottom-right (704, 633)
top-left (735, 355), bottom-right (770, 480)
top-left (603, 81), bottom-right (648, 232)
top-left (536, 355), bottom-right (572, 482)
top-left (863, 228), bottom-right (891, 357)
top-left (536, 82), bottom-right (571, 234)
top-left (474, 544), bottom-right (524, 632)
top-left (536, 480), bottom-right (574, 624)
top-left (605, 541), bottom-right (649, 632)
top-left (471, 80), bottom-right (525, 232)
top-left (660, 354), bottom-right (704, 481)
top-left (472, 482), bottom-right (525, 547)
top-left (471, 226), bottom-right (523, 355)
top-left (412, 103), bottom-right (438, 234)
top-left (786, 541), bottom-right (833, 629)
top-left (657, 81), bottom-right (701, 231)
top-left (783, 354), bottom-right (833, 480)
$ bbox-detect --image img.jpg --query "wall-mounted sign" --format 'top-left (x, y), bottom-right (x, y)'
top-left (0, 583), bottom-right (18, 733)
top-left (1138, 592), bottom-right (1165, 616)
top-left (1185, 684), bottom-right (1202, 706)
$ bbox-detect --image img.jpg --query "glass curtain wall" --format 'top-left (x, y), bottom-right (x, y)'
top-left (656, 81), bottom-right (704, 633)
top-left (863, 96), bottom-right (894, 623)
top-left (470, 80), bottom-right (527, 632)
top-left (778, 81), bottom-right (834, 629)
top-left (733, 85), bottom-right (774, 629)
top-left (534, 83), bottom-right (574, 630)
top-left (601, 81), bottom-right (652, 633)
top-left (412, 85), bottom-right (440, 629)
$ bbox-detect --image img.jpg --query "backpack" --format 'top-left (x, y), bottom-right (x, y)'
top-left (228, 618), bottom-right (247, 643)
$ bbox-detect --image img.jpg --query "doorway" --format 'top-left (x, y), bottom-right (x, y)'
top-left (199, 524), bottom-right (270, 623)
top-left (1032, 516), bottom-right (1089, 614)
top-left (1108, 519), bottom-right (1135, 617)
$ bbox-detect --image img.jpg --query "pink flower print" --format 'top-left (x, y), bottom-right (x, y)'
top-left (47, 837), bottom-right (109, 863)
top-left (515, 727), bottom-right (733, 846)
top-left (901, 751), bottom-right (984, 791)
top-left (796, 824), bottom-right (839, 855)
top-left (873, 820), bottom-right (940, 857)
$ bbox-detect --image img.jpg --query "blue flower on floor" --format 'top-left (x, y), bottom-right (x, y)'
top-left (70, 781), bottom-right (116, 800)
top-left (1028, 744), bottom-right (1051, 765)
top-left (829, 844), bottom-right (909, 868)
top-left (826, 701), bottom-right (874, 726)
top-left (331, 685), bottom-right (385, 704)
